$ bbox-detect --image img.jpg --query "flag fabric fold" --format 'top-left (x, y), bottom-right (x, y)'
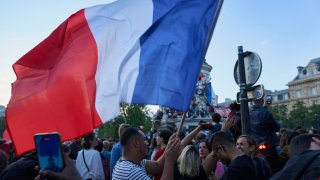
top-left (6, 0), bottom-right (223, 155)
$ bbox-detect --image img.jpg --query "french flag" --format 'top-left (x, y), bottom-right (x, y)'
top-left (6, 0), bottom-right (223, 155)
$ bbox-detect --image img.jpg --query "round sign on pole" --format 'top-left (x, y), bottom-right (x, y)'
top-left (233, 52), bottom-right (262, 87)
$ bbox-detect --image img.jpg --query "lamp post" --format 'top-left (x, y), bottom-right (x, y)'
top-left (233, 46), bottom-right (262, 135)
top-left (238, 46), bottom-right (250, 134)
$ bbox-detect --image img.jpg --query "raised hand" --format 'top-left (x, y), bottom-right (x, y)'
top-left (221, 115), bottom-right (235, 133)
top-left (164, 133), bottom-right (181, 162)
top-left (34, 157), bottom-right (81, 180)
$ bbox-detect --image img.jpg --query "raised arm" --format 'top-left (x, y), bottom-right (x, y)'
top-left (181, 123), bottom-right (212, 148)
top-left (145, 133), bottom-right (179, 175)
top-left (160, 135), bottom-right (181, 180)
top-left (221, 115), bottom-right (235, 133)
top-left (202, 150), bottom-right (219, 177)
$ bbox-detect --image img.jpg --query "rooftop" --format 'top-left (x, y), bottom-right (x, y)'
top-left (290, 57), bottom-right (320, 82)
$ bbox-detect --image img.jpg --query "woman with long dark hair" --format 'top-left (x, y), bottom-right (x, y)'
top-left (76, 133), bottom-right (105, 180)
top-left (199, 140), bottom-right (224, 179)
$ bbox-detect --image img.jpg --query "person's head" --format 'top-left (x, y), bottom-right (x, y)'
top-left (156, 129), bottom-right (172, 147)
top-left (178, 145), bottom-right (201, 177)
top-left (210, 131), bottom-right (237, 165)
top-left (153, 120), bottom-right (161, 130)
top-left (107, 136), bottom-right (114, 143)
top-left (103, 141), bottom-right (114, 151)
top-left (195, 132), bottom-right (207, 144)
top-left (289, 133), bottom-right (320, 157)
top-left (62, 142), bottom-right (71, 157)
top-left (253, 96), bottom-right (264, 106)
top-left (296, 128), bottom-right (307, 134)
top-left (120, 127), bottom-right (149, 159)
top-left (150, 137), bottom-right (158, 149)
top-left (293, 126), bottom-right (302, 131)
top-left (279, 129), bottom-right (297, 148)
top-left (293, 126), bottom-right (307, 134)
top-left (309, 128), bottom-right (319, 135)
top-left (230, 101), bottom-right (240, 112)
top-left (0, 152), bottom-right (38, 179)
top-left (211, 113), bottom-right (221, 123)
top-left (236, 135), bottom-right (257, 158)
top-left (82, 133), bottom-right (98, 150)
top-left (118, 123), bottom-right (130, 138)
top-left (199, 139), bottom-right (211, 160)
top-left (94, 140), bottom-right (103, 152)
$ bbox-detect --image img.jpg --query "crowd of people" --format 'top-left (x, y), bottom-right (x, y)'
top-left (0, 99), bottom-right (320, 179)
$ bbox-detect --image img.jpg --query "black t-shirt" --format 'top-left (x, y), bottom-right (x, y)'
top-left (220, 155), bottom-right (258, 180)
top-left (174, 163), bottom-right (208, 180)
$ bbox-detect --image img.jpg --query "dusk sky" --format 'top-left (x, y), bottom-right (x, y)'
top-left (1, 0), bottom-right (319, 106)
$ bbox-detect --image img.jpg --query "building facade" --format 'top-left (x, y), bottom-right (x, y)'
top-left (272, 57), bottom-right (320, 111)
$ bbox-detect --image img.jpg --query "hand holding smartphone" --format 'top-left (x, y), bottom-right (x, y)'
top-left (227, 112), bottom-right (236, 124)
top-left (34, 132), bottom-right (65, 172)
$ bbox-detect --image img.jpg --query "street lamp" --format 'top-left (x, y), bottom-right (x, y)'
top-left (233, 46), bottom-right (263, 134)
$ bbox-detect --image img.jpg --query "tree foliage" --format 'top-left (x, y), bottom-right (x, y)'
top-left (98, 103), bottom-right (152, 139)
top-left (269, 101), bottom-right (320, 129)
top-left (0, 116), bottom-right (5, 138)
top-left (288, 101), bottom-right (309, 128)
top-left (269, 104), bottom-right (288, 125)
top-left (307, 104), bottom-right (320, 129)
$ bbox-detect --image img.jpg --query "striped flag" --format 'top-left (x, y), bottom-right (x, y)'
top-left (6, 0), bottom-right (223, 155)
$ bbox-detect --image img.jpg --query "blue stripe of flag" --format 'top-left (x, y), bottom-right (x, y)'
top-left (132, 0), bottom-right (220, 111)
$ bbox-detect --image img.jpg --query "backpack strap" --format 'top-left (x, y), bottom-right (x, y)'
top-left (82, 150), bottom-right (91, 173)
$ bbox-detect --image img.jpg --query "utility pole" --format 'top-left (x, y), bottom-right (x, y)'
top-left (238, 46), bottom-right (250, 135)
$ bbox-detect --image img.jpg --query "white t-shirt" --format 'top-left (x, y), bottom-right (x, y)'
top-left (76, 149), bottom-right (105, 180)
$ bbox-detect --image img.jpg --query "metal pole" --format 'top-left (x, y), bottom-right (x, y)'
top-left (238, 46), bottom-right (250, 135)
top-left (177, 112), bottom-right (187, 138)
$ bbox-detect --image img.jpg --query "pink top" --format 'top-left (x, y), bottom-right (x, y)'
top-left (214, 161), bottom-right (225, 178)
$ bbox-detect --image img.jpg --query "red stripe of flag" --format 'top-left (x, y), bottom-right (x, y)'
top-left (6, 10), bottom-right (102, 156)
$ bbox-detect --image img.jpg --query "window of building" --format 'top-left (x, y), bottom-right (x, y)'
top-left (303, 69), bottom-right (307, 75)
top-left (296, 90), bottom-right (301, 98)
top-left (273, 96), bottom-right (278, 102)
top-left (278, 94), bottom-right (283, 101)
top-left (309, 69), bottom-right (314, 76)
top-left (311, 87), bottom-right (317, 96)
top-left (284, 94), bottom-right (289, 100)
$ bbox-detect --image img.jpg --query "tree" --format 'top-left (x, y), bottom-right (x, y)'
top-left (269, 104), bottom-right (288, 126)
top-left (288, 101), bottom-right (311, 128)
top-left (270, 101), bottom-right (320, 129)
top-left (307, 104), bottom-right (320, 129)
top-left (0, 116), bottom-right (5, 138)
top-left (98, 103), bottom-right (152, 139)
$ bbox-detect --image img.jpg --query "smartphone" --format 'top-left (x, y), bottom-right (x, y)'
top-left (34, 132), bottom-right (65, 172)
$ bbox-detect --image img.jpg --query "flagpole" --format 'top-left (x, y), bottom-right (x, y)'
top-left (177, 112), bottom-right (187, 137)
